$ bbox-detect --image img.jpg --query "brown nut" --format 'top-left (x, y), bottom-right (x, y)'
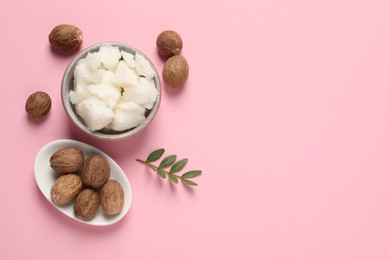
top-left (100, 180), bottom-right (124, 215)
top-left (50, 146), bottom-right (84, 174)
top-left (162, 55), bottom-right (189, 88)
top-left (74, 189), bottom-right (100, 221)
top-left (25, 91), bottom-right (51, 119)
top-left (48, 24), bottom-right (83, 51)
top-left (81, 155), bottom-right (110, 189)
top-left (156, 30), bottom-right (183, 58)
top-left (50, 174), bottom-right (82, 206)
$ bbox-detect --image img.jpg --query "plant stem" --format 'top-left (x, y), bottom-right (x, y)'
top-left (136, 159), bottom-right (158, 171)
top-left (136, 159), bottom-right (182, 179)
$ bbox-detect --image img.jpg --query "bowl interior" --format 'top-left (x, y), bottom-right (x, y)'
top-left (62, 42), bottom-right (161, 140)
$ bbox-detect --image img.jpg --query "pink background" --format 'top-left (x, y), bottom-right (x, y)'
top-left (2, 0), bottom-right (390, 259)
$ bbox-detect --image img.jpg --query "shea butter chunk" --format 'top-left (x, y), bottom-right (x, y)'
top-left (78, 96), bottom-right (114, 131)
top-left (113, 60), bottom-right (139, 87)
top-left (135, 52), bottom-right (156, 79)
top-left (123, 77), bottom-right (158, 110)
top-left (99, 45), bottom-right (121, 71)
top-left (111, 101), bottom-right (146, 131)
top-left (87, 83), bottom-right (121, 109)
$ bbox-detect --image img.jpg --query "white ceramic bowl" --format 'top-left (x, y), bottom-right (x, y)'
top-left (34, 139), bottom-right (132, 226)
top-left (61, 42), bottom-right (161, 140)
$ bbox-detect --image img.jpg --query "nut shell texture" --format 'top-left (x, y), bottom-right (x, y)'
top-left (49, 24), bottom-right (83, 51)
top-left (162, 55), bottom-right (189, 88)
top-left (100, 180), bottom-right (124, 215)
top-left (50, 146), bottom-right (84, 174)
top-left (25, 91), bottom-right (51, 119)
top-left (81, 155), bottom-right (110, 188)
top-left (156, 30), bottom-right (183, 57)
top-left (74, 189), bottom-right (100, 221)
top-left (50, 174), bottom-right (82, 206)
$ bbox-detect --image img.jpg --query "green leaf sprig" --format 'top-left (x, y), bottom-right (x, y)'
top-left (136, 148), bottom-right (202, 186)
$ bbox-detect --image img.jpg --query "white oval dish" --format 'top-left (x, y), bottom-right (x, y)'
top-left (34, 139), bottom-right (132, 226)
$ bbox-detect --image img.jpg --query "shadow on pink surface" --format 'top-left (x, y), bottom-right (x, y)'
top-left (25, 112), bottom-right (51, 125)
top-left (162, 81), bottom-right (186, 96)
top-left (65, 118), bottom-right (151, 160)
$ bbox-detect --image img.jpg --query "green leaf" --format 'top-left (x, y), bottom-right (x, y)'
top-left (181, 170), bottom-right (202, 179)
top-left (181, 178), bottom-right (198, 186)
top-left (146, 149), bottom-right (165, 162)
top-left (159, 155), bottom-right (177, 168)
top-left (157, 169), bottom-right (166, 179)
top-left (169, 174), bottom-right (179, 184)
top-left (169, 159), bottom-right (188, 173)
